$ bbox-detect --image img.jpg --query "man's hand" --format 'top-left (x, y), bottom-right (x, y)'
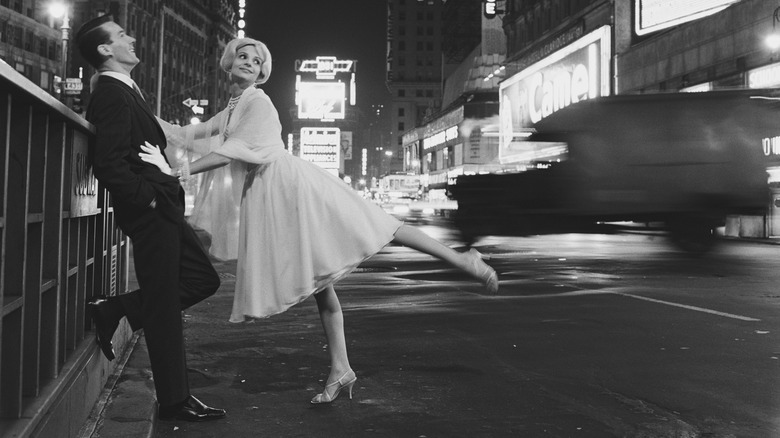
top-left (139, 141), bottom-right (172, 175)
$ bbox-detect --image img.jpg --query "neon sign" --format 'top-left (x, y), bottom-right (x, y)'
top-left (297, 81), bottom-right (346, 120)
top-left (295, 56), bottom-right (355, 79)
top-left (526, 49), bottom-right (594, 124)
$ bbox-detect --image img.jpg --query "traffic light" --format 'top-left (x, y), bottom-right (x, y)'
top-left (71, 96), bottom-right (83, 114)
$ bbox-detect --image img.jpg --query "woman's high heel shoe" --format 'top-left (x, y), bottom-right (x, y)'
top-left (465, 248), bottom-right (499, 294)
top-left (310, 369), bottom-right (357, 404)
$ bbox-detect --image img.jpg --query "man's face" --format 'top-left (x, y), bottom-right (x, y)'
top-left (100, 22), bottom-right (139, 71)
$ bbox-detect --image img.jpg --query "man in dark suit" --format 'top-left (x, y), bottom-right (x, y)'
top-left (76, 14), bottom-right (225, 422)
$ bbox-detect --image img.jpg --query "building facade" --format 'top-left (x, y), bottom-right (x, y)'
top-left (0, 0), bottom-right (70, 96)
top-left (385, 0), bottom-right (446, 171)
top-left (498, 0), bottom-right (778, 237)
top-left (399, 0), bottom-right (506, 202)
top-left (399, 0), bottom-right (777, 235)
top-left (1, 0), bottom-right (239, 123)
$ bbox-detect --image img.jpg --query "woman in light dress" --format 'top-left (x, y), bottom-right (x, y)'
top-left (141, 37), bottom-right (498, 404)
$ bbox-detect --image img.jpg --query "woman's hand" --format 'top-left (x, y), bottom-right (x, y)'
top-left (139, 141), bottom-right (172, 175)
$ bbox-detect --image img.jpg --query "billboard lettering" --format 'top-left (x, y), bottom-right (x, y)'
top-left (301, 128), bottom-right (341, 176)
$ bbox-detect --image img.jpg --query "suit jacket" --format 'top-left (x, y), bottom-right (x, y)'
top-left (86, 75), bottom-right (184, 232)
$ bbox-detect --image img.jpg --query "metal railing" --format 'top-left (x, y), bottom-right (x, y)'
top-left (0, 60), bottom-right (131, 437)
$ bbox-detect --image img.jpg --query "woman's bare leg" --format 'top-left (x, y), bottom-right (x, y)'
top-left (392, 224), bottom-right (498, 292)
top-left (314, 284), bottom-right (352, 383)
top-left (392, 224), bottom-right (469, 269)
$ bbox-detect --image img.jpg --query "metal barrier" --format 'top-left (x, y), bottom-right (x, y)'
top-left (0, 61), bottom-right (131, 437)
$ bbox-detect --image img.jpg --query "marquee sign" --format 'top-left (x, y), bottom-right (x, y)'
top-left (634, 0), bottom-right (740, 36)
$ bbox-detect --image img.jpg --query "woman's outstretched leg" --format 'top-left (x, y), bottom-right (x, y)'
top-left (392, 224), bottom-right (498, 293)
top-left (312, 284), bottom-right (356, 403)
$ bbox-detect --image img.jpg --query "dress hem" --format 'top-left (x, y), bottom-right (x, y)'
top-left (229, 223), bottom-right (401, 323)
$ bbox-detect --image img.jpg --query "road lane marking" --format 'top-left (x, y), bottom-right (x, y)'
top-left (341, 278), bottom-right (762, 322)
top-left (612, 292), bottom-right (761, 322)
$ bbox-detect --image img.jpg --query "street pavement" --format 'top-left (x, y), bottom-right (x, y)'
top-left (84, 232), bottom-right (780, 438)
top-left (89, 242), bottom-right (535, 438)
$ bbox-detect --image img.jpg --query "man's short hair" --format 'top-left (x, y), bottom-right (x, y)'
top-left (76, 14), bottom-right (114, 69)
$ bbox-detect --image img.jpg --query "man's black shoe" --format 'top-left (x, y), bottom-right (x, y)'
top-left (158, 395), bottom-right (227, 422)
top-left (86, 296), bottom-right (121, 361)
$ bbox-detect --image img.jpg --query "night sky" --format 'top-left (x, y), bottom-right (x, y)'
top-left (244, 0), bottom-right (389, 133)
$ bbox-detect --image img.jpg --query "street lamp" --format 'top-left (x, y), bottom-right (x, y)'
top-left (48, 2), bottom-right (70, 75)
top-left (766, 6), bottom-right (780, 53)
top-left (48, 1), bottom-right (70, 95)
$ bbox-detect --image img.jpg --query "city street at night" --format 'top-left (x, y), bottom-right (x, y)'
top-left (97, 221), bottom-right (780, 438)
top-left (6, 2), bottom-right (780, 437)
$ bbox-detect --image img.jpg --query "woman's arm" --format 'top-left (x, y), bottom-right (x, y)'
top-left (189, 152), bottom-right (232, 175)
top-left (140, 143), bottom-right (230, 177)
top-left (157, 115), bottom-right (222, 141)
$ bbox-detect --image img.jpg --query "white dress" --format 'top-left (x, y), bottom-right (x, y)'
top-left (165, 87), bottom-right (402, 321)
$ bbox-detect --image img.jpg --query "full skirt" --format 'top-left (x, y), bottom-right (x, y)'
top-left (230, 153), bottom-right (402, 322)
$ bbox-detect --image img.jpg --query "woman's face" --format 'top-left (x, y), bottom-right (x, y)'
top-left (230, 45), bottom-right (262, 87)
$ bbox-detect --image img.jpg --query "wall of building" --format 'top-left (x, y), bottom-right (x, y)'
top-left (0, 2), bottom-right (71, 96)
top-left (616, 0), bottom-right (773, 94)
top-left (386, 0), bottom-right (446, 166)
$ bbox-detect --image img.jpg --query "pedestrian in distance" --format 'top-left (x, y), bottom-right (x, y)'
top-left (75, 14), bottom-right (226, 422)
top-left (140, 37), bottom-right (499, 404)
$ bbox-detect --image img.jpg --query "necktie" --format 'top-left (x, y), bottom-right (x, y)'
top-left (132, 83), bottom-right (145, 101)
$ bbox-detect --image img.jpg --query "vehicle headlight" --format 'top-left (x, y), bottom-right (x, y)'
top-left (422, 207), bottom-right (435, 215)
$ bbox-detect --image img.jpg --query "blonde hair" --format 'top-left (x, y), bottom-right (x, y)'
top-left (220, 38), bottom-right (272, 85)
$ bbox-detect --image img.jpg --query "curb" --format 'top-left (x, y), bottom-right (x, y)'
top-left (88, 334), bottom-right (157, 438)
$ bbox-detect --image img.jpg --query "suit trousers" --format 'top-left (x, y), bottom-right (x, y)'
top-left (119, 208), bottom-right (220, 407)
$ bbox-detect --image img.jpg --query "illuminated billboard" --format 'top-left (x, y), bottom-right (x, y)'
top-left (297, 81), bottom-right (346, 120)
top-left (499, 26), bottom-right (611, 164)
top-left (634, 0), bottom-right (740, 36)
top-left (300, 127), bottom-right (340, 176)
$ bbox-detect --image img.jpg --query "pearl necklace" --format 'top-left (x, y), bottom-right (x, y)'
top-left (227, 95), bottom-right (241, 111)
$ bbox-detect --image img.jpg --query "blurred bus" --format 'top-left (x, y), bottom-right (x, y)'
top-left (450, 89), bottom-right (776, 253)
